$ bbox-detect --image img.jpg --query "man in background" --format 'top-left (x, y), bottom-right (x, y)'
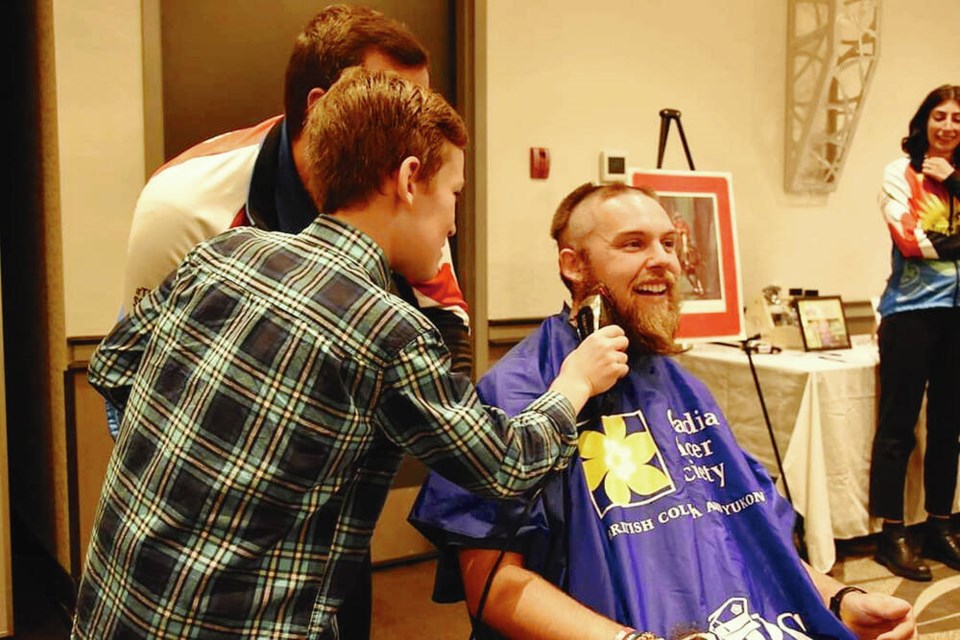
top-left (411, 183), bottom-right (916, 640)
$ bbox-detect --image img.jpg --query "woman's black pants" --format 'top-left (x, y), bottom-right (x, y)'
top-left (870, 307), bottom-right (960, 520)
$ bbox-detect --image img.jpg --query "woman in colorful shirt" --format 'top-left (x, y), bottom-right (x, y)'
top-left (870, 84), bottom-right (960, 581)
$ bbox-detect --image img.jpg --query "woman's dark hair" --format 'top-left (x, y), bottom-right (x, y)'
top-left (902, 84), bottom-right (960, 171)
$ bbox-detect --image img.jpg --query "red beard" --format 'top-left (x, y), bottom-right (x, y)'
top-left (579, 267), bottom-right (682, 356)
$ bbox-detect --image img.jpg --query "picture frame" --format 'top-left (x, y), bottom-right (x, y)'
top-left (628, 169), bottom-right (744, 342)
top-left (794, 296), bottom-right (852, 351)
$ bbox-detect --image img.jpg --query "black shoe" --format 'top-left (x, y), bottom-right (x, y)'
top-left (923, 527), bottom-right (960, 571)
top-left (875, 530), bottom-right (932, 581)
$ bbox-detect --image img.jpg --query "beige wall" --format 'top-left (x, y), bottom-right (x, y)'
top-left (482, 0), bottom-right (960, 320)
top-left (53, 0), bottom-right (960, 330)
top-left (35, 0), bottom-right (144, 570)
top-left (55, 1), bottom-right (143, 337)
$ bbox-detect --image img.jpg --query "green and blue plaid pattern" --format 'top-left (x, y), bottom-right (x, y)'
top-left (73, 216), bottom-right (577, 639)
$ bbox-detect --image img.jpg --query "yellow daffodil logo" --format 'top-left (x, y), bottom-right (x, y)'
top-left (578, 411), bottom-right (675, 517)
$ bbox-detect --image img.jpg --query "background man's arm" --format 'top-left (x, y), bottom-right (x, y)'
top-left (393, 263), bottom-right (473, 376)
top-left (419, 305), bottom-right (471, 374)
top-left (459, 549), bottom-right (629, 640)
top-left (122, 198), bottom-right (201, 312)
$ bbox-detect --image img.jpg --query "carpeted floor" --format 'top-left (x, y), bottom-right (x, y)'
top-left (833, 535), bottom-right (960, 638)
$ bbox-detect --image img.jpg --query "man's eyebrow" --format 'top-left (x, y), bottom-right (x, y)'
top-left (612, 227), bottom-right (674, 238)
top-left (606, 229), bottom-right (650, 242)
top-left (607, 228), bottom-right (677, 242)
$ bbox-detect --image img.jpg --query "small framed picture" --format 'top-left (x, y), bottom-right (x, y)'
top-left (795, 296), bottom-right (851, 351)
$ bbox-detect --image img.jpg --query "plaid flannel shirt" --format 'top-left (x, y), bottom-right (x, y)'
top-left (73, 216), bottom-right (577, 639)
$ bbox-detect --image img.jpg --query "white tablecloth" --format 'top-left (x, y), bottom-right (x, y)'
top-left (675, 341), bottom-right (960, 572)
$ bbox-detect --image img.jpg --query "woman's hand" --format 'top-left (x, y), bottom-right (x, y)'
top-left (922, 156), bottom-right (956, 182)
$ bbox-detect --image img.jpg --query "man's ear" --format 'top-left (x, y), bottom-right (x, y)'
top-left (395, 156), bottom-right (421, 207)
top-left (558, 247), bottom-right (585, 286)
top-left (306, 87), bottom-right (326, 111)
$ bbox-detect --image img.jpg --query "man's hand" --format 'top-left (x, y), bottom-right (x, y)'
top-left (840, 591), bottom-right (917, 640)
top-left (921, 156), bottom-right (955, 182)
top-left (549, 325), bottom-right (629, 411)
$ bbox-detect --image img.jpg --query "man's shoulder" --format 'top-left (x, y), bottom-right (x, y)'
top-left (137, 116), bottom-right (281, 215)
top-left (139, 138), bottom-right (262, 206)
top-left (477, 313), bottom-right (571, 406)
top-left (151, 116), bottom-right (281, 178)
top-left (122, 119), bottom-right (283, 311)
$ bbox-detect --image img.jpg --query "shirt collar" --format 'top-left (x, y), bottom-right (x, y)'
top-left (302, 215), bottom-right (392, 290)
top-left (274, 120), bottom-right (321, 233)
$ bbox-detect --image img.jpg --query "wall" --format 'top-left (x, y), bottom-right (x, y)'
top-left (18, 0), bottom-right (144, 572)
top-left (154, 0), bottom-right (455, 162)
top-left (54, 1), bottom-right (144, 338)
top-left (482, 0), bottom-right (960, 320)
top-left (49, 0), bottom-right (960, 333)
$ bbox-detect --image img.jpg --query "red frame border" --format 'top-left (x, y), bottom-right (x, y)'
top-left (630, 169), bottom-right (744, 342)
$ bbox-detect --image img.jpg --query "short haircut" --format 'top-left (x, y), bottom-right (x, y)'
top-left (284, 5), bottom-right (429, 140)
top-left (550, 182), bottom-right (661, 295)
top-left (550, 182), bottom-right (660, 248)
top-left (302, 66), bottom-right (468, 213)
top-left (902, 84), bottom-right (960, 171)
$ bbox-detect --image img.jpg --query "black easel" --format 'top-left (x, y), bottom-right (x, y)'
top-left (658, 108), bottom-right (807, 560)
top-left (656, 108), bottom-right (696, 171)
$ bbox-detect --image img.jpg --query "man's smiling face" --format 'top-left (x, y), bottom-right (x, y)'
top-left (573, 191), bottom-right (682, 354)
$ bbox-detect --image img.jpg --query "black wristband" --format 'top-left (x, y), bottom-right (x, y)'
top-left (829, 585), bottom-right (866, 618)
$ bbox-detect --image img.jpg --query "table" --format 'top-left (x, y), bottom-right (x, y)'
top-left (675, 341), bottom-right (960, 572)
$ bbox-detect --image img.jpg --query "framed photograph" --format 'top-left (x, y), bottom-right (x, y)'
top-left (795, 296), bottom-right (852, 351)
top-left (629, 169), bottom-right (744, 342)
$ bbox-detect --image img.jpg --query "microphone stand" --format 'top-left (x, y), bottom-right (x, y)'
top-left (714, 336), bottom-right (808, 560)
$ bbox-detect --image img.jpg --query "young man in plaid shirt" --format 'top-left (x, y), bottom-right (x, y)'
top-left (71, 68), bottom-right (629, 640)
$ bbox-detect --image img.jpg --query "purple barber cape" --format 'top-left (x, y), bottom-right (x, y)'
top-left (410, 310), bottom-right (853, 640)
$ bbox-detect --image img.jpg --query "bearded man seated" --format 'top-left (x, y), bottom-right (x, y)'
top-left (409, 183), bottom-right (917, 640)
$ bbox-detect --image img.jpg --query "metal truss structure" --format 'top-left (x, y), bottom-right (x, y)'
top-left (785, 0), bottom-right (880, 193)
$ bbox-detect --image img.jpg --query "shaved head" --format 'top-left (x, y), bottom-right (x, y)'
top-left (551, 182), bottom-right (659, 251)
